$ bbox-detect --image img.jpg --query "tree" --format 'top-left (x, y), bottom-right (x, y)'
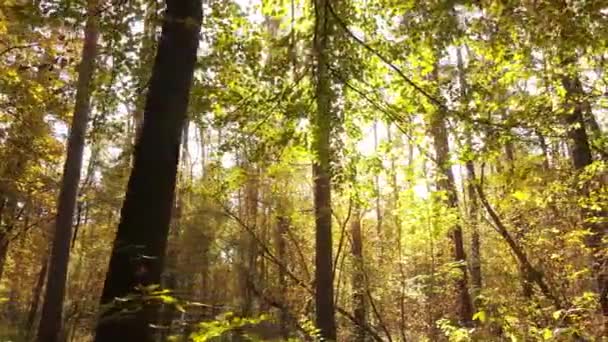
top-left (312, 0), bottom-right (337, 339)
top-left (36, 0), bottom-right (99, 340)
top-left (561, 67), bottom-right (608, 322)
top-left (429, 111), bottom-right (475, 325)
top-left (93, 0), bottom-right (202, 340)
top-left (456, 46), bottom-right (482, 300)
top-left (427, 67), bottom-right (473, 325)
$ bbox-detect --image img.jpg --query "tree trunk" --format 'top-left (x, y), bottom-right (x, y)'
top-left (36, 1), bottom-right (98, 340)
top-left (0, 194), bottom-right (19, 282)
top-left (0, 197), bottom-right (6, 281)
top-left (561, 72), bottom-right (608, 323)
top-left (239, 166), bottom-right (258, 317)
top-left (0, 238), bottom-right (9, 283)
top-left (276, 211), bottom-right (289, 340)
top-left (562, 76), bottom-right (593, 170)
top-left (350, 206), bottom-right (366, 342)
top-left (387, 125), bottom-right (408, 341)
top-left (25, 259), bottom-right (48, 337)
top-left (466, 160), bottom-right (482, 298)
top-left (428, 108), bottom-right (474, 326)
top-left (93, 0), bottom-right (201, 340)
top-left (312, 0), bottom-right (336, 339)
top-left (456, 46), bottom-right (482, 301)
top-left (373, 121), bottom-right (382, 246)
top-left (537, 130), bottom-right (550, 170)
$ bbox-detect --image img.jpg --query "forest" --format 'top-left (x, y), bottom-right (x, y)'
top-left (0, 0), bottom-right (607, 341)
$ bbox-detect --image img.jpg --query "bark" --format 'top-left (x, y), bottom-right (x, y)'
top-left (562, 76), bottom-right (593, 170)
top-left (350, 207), bottom-right (366, 342)
top-left (428, 108), bottom-right (474, 325)
top-left (94, 0), bottom-right (201, 340)
top-left (36, 1), bottom-right (98, 340)
top-left (312, 0), bottom-right (336, 339)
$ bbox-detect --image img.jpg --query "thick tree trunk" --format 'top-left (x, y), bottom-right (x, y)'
top-left (94, 0), bottom-right (201, 340)
top-left (36, 2), bottom-right (98, 341)
top-left (562, 76), bottom-right (592, 169)
top-left (312, 0), bottom-right (336, 339)
top-left (428, 108), bottom-right (474, 326)
top-left (350, 207), bottom-right (366, 342)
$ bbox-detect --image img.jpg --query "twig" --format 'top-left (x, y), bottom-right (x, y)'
top-left (0, 43), bottom-right (39, 58)
top-left (332, 197), bottom-right (352, 279)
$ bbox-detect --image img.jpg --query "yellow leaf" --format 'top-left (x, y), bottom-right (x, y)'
top-left (512, 190), bottom-right (531, 202)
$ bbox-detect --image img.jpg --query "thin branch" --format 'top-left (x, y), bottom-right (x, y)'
top-left (246, 277), bottom-right (314, 342)
top-left (471, 166), bottom-right (563, 309)
top-left (332, 197), bottom-right (352, 279)
top-left (366, 287), bottom-right (394, 342)
top-left (0, 43), bottom-right (39, 58)
top-left (326, 3), bottom-right (442, 109)
top-left (328, 65), bottom-right (437, 163)
top-left (325, 3), bottom-right (543, 133)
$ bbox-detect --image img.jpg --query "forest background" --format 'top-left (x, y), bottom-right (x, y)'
top-left (0, 0), bottom-right (607, 341)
